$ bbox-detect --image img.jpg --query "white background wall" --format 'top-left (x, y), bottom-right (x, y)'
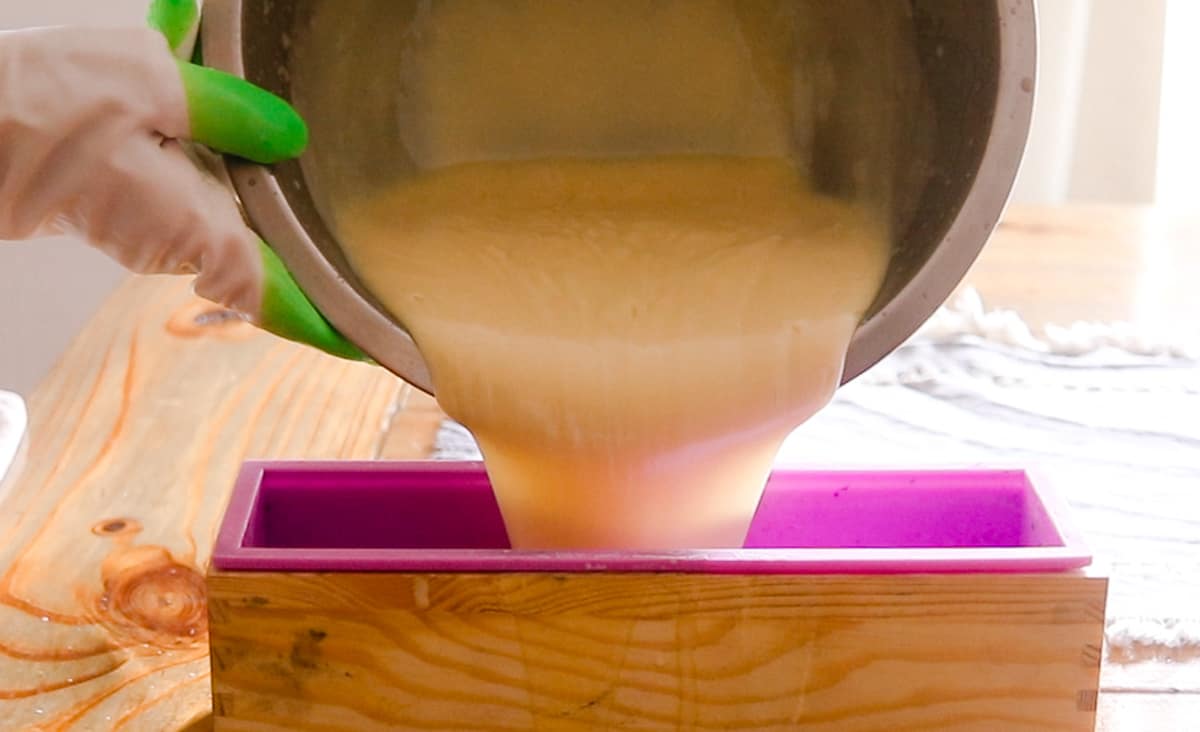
top-left (0, 0), bottom-right (149, 395)
top-left (1010, 0), bottom-right (1168, 205)
top-left (0, 0), bottom-right (1185, 394)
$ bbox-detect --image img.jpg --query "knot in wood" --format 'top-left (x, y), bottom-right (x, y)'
top-left (96, 545), bottom-right (207, 650)
top-left (91, 517), bottom-right (142, 537)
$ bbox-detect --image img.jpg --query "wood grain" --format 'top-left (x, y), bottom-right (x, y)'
top-left (208, 569), bottom-right (1107, 731)
top-left (376, 386), bottom-right (444, 460)
top-left (0, 277), bottom-right (402, 730)
top-left (957, 204), bottom-right (1200, 339)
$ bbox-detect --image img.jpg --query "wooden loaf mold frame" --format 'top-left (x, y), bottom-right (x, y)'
top-left (207, 461), bottom-right (1108, 731)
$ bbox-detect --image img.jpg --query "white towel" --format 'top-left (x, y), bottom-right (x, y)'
top-left (0, 390), bottom-right (27, 495)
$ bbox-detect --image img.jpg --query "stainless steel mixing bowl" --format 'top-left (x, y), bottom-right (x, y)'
top-left (202, 0), bottom-right (1036, 394)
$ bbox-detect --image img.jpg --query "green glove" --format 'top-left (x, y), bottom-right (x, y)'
top-left (148, 0), bottom-right (366, 362)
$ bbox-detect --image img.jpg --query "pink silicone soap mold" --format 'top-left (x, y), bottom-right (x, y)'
top-left (212, 462), bottom-right (1091, 574)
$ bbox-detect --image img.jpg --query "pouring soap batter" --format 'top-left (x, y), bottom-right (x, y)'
top-left (342, 158), bottom-right (886, 548)
top-left (318, 1), bottom-right (895, 548)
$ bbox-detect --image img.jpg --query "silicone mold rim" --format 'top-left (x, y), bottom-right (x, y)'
top-left (211, 460), bottom-right (1092, 575)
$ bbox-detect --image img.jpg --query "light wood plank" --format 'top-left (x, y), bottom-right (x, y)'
top-left (0, 277), bottom-right (402, 731)
top-left (959, 204), bottom-right (1200, 338)
top-left (376, 385), bottom-right (444, 460)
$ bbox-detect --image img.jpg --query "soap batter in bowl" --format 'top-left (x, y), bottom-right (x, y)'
top-left (316, 1), bottom-right (894, 548)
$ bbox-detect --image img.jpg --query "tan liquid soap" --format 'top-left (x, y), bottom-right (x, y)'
top-left (330, 1), bottom-right (892, 548)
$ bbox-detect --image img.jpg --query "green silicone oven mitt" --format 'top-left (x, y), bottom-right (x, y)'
top-left (148, 0), bottom-right (367, 362)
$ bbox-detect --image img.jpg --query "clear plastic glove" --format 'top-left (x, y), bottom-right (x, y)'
top-left (0, 0), bottom-right (364, 360)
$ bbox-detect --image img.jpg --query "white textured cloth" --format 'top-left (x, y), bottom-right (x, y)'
top-left (0, 390), bottom-right (26, 495)
top-left (432, 289), bottom-right (1200, 656)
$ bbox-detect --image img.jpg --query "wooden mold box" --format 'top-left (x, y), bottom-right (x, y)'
top-left (207, 462), bottom-right (1107, 731)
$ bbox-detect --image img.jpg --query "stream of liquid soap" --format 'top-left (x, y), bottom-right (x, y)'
top-left (321, 1), bottom-right (894, 548)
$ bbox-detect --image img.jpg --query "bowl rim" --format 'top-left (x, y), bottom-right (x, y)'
top-left (843, 0), bottom-right (1037, 381)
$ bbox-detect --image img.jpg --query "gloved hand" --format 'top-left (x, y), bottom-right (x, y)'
top-left (0, 0), bottom-right (365, 360)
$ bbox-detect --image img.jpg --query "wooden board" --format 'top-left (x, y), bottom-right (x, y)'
top-left (207, 569), bottom-right (1108, 731)
top-left (0, 277), bottom-right (402, 730)
top-left (956, 204), bottom-right (1200, 341)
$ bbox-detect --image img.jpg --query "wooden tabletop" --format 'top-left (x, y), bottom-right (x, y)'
top-left (960, 204), bottom-right (1200, 341)
top-left (0, 204), bottom-right (1196, 730)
